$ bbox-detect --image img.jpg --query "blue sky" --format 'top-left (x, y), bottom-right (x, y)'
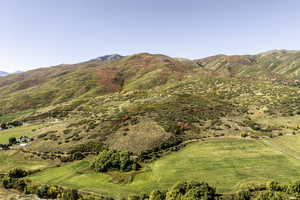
top-left (0, 0), bottom-right (300, 72)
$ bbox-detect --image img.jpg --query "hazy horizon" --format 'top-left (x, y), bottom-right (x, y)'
top-left (1, 0), bottom-right (300, 72)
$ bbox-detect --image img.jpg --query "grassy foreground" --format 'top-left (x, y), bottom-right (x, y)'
top-left (28, 137), bottom-right (300, 198)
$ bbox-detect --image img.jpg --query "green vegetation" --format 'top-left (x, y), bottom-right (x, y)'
top-left (8, 168), bottom-right (28, 178)
top-left (0, 124), bottom-right (42, 144)
top-left (8, 136), bottom-right (17, 145)
top-left (2, 51), bottom-right (300, 199)
top-left (0, 150), bottom-right (56, 173)
top-left (0, 109), bottom-right (36, 123)
top-left (28, 138), bottom-right (300, 198)
top-left (164, 181), bottom-right (216, 200)
top-left (91, 150), bottom-right (140, 172)
top-left (4, 175), bottom-right (300, 200)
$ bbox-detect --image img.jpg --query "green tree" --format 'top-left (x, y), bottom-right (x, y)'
top-left (91, 150), bottom-right (140, 172)
top-left (149, 190), bottom-right (166, 200)
top-left (165, 181), bottom-right (216, 200)
top-left (8, 168), bottom-right (28, 178)
top-left (8, 137), bottom-right (17, 145)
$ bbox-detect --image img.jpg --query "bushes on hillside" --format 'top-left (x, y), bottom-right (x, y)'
top-left (165, 181), bottom-right (216, 200)
top-left (147, 181), bottom-right (216, 200)
top-left (91, 150), bottom-right (140, 172)
top-left (72, 151), bottom-right (85, 161)
top-left (149, 190), bottom-right (166, 200)
top-left (8, 168), bottom-right (28, 178)
top-left (254, 191), bottom-right (285, 200)
top-left (9, 137), bottom-right (17, 145)
top-left (71, 141), bottom-right (103, 153)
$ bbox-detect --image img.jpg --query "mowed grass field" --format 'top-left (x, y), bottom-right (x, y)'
top-left (28, 137), bottom-right (300, 198)
top-left (0, 150), bottom-right (54, 173)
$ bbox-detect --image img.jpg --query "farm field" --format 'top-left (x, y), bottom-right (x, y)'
top-left (28, 137), bottom-right (300, 198)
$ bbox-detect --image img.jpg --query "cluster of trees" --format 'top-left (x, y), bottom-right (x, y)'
top-left (60, 152), bottom-right (86, 162)
top-left (147, 181), bottom-right (216, 200)
top-left (0, 121), bottom-right (23, 130)
top-left (91, 150), bottom-right (140, 172)
top-left (223, 181), bottom-right (300, 200)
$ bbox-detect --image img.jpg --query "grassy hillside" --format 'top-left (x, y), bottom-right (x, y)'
top-left (195, 49), bottom-right (300, 80)
top-left (0, 53), bottom-right (196, 115)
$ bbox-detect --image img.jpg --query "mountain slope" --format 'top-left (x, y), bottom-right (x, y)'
top-left (0, 53), bottom-right (196, 115)
top-left (195, 49), bottom-right (300, 80)
top-left (2, 51), bottom-right (300, 155)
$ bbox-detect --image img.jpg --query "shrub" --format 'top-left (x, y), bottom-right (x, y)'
top-left (2, 176), bottom-right (14, 189)
top-left (8, 137), bottom-right (17, 145)
top-left (267, 181), bottom-right (285, 192)
top-left (241, 133), bottom-right (248, 138)
top-left (37, 185), bottom-right (50, 198)
top-left (0, 123), bottom-right (8, 129)
top-left (61, 188), bottom-right (80, 200)
top-left (165, 181), bottom-right (216, 200)
top-left (72, 152), bottom-right (85, 161)
top-left (233, 190), bottom-right (252, 200)
top-left (149, 190), bottom-right (166, 200)
top-left (2, 176), bottom-right (28, 191)
top-left (287, 181), bottom-right (300, 194)
top-left (254, 191), bottom-right (284, 200)
top-left (8, 168), bottom-right (28, 178)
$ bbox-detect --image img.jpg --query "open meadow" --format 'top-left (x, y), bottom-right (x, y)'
top-left (28, 137), bottom-right (300, 198)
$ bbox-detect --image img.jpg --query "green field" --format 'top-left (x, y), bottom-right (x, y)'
top-left (269, 134), bottom-right (300, 153)
top-left (0, 124), bottom-right (42, 144)
top-left (28, 137), bottom-right (300, 198)
top-left (0, 150), bottom-right (55, 173)
top-left (0, 109), bottom-right (36, 123)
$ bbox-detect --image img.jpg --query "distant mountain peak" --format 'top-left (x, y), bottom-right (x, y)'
top-left (0, 71), bottom-right (9, 77)
top-left (0, 70), bottom-right (23, 77)
top-left (91, 54), bottom-right (124, 62)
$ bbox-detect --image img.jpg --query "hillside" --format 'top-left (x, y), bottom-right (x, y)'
top-left (195, 49), bottom-right (300, 80)
top-left (2, 51), bottom-right (300, 199)
top-left (1, 51), bottom-right (300, 154)
top-left (0, 53), bottom-right (196, 115)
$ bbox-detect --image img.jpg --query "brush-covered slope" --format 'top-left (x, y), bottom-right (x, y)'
top-left (2, 51), bottom-right (300, 156)
top-left (0, 53), bottom-right (196, 115)
top-left (195, 49), bottom-right (300, 79)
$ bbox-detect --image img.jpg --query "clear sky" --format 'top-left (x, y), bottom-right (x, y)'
top-left (1, 0), bottom-right (300, 72)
